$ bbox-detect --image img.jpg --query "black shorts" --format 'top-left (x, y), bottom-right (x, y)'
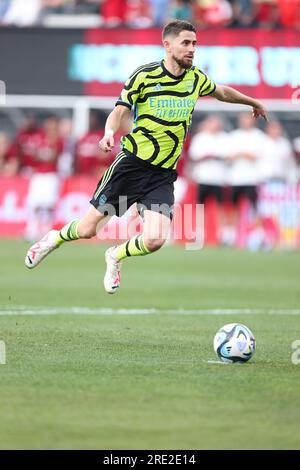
top-left (230, 185), bottom-right (258, 206)
top-left (198, 184), bottom-right (225, 204)
top-left (90, 151), bottom-right (177, 218)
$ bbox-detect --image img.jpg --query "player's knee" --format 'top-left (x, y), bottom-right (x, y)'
top-left (144, 237), bottom-right (166, 252)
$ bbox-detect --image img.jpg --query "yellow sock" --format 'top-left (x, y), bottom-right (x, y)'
top-left (114, 235), bottom-right (151, 261)
top-left (57, 220), bottom-right (80, 245)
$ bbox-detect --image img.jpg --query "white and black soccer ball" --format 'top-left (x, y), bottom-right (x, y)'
top-left (213, 323), bottom-right (256, 363)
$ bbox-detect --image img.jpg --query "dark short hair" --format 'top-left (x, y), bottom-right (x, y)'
top-left (162, 20), bottom-right (196, 40)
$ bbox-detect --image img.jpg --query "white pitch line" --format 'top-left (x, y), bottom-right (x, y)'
top-left (0, 306), bottom-right (300, 316)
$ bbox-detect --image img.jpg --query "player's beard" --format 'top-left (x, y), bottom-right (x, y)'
top-left (172, 54), bottom-right (193, 70)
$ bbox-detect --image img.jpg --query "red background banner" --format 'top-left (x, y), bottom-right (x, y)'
top-left (82, 29), bottom-right (300, 99)
top-left (1, 177), bottom-right (300, 249)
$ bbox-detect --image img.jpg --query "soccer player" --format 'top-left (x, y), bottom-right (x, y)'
top-left (25, 19), bottom-right (268, 294)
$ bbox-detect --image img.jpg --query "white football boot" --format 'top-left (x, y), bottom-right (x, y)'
top-left (25, 230), bottom-right (61, 269)
top-left (104, 247), bottom-right (122, 294)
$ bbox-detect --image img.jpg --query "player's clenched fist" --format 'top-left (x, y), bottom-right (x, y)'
top-left (99, 130), bottom-right (114, 152)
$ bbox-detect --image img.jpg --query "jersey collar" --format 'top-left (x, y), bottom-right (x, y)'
top-left (161, 60), bottom-right (187, 80)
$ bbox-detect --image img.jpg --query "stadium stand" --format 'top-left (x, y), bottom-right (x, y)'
top-left (0, 1), bottom-right (299, 247)
top-left (0, 0), bottom-right (299, 28)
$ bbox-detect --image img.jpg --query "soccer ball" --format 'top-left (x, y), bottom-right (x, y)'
top-left (213, 323), bottom-right (256, 363)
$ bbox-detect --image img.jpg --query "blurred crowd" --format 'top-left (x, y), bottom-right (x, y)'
top-left (188, 113), bottom-right (299, 186)
top-left (0, 111), bottom-right (299, 242)
top-left (1, 111), bottom-right (299, 181)
top-left (0, 112), bottom-right (131, 179)
top-left (0, 112), bottom-right (132, 239)
top-left (187, 114), bottom-right (300, 247)
top-left (0, 0), bottom-right (299, 28)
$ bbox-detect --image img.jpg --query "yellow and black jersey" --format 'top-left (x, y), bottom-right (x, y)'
top-left (116, 60), bottom-right (216, 170)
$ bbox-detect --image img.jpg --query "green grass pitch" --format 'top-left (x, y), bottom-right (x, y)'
top-left (0, 240), bottom-right (300, 449)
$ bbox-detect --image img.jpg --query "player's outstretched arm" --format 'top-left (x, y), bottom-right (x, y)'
top-left (211, 84), bottom-right (268, 121)
top-left (99, 105), bottom-right (131, 152)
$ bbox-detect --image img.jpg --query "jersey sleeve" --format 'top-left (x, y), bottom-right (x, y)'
top-left (115, 69), bottom-right (145, 110)
top-left (198, 71), bottom-right (216, 97)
